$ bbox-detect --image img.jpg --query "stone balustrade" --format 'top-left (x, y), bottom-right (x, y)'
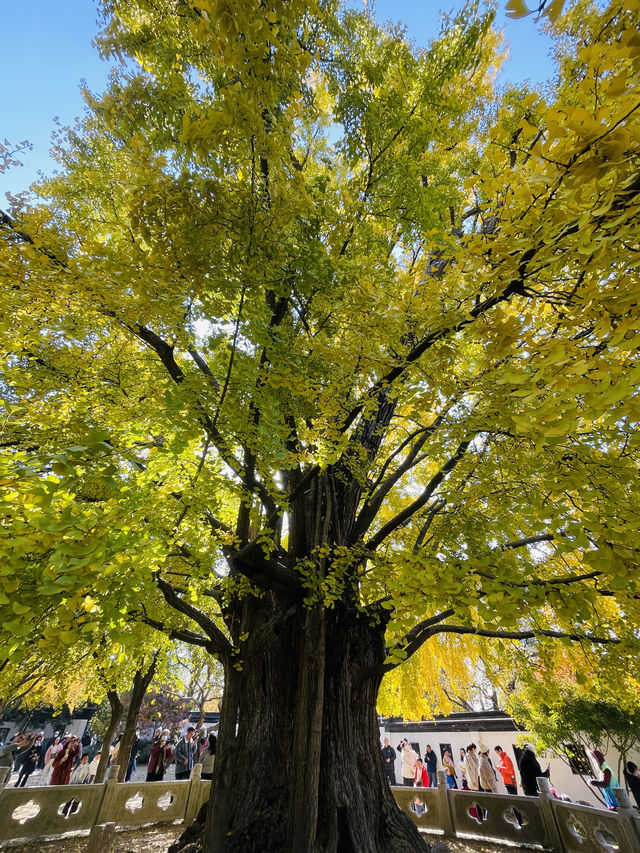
top-left (0, 763), bottom-right (210, 847)
top-left (393, 771), bottom-right (640, 852)
top-left (1, 765), bottom-right (639, 851)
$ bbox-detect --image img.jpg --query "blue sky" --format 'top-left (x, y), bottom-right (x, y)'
top-left (0, 1), bottom-right (555, 200)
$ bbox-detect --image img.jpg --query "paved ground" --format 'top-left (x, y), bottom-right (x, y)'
top-left (5, 763), bottom-right (176, 788)
top-left (3, 825), bottom-right (534, 853)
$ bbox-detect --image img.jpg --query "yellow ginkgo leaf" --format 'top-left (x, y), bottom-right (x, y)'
top-left (543, 0), bottom-right (566, 23)
top-left (505, 0), bottom-right (531, 19)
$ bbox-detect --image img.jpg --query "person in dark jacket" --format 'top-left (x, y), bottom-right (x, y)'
top-left (174, 726), bottom-right (196, 780)
top-left (518, 743), bottom-right (550, 796)
top-left (0, 732), bottom-right (37, 778)
top-left (15, 733), bottom-right (44, 787)
top-left (624, 761), bottom-right (640, 809)
top-left (424, 745), bottom-right (438, 788)
top-left (380, 738), bottom-right (397, 785)
top-left (125, 729), bottom-right (141, 782)
top-left (146, 730), bottom-right (173, 782)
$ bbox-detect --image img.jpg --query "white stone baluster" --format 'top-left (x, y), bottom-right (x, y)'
top-left (537, 777), bottom-right (563, 852)
top-left (435, 769), bottom-right (455, 837)
top-left (185, 763), bottom-right (202, 824)
top-left (612, 787), bottom-right (640, 852)
top-left (94, 764), bottom-right (120, 827)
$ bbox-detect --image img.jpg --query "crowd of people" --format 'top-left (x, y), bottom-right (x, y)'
top-left (381, 737), bottom-right (640, 811)
top-left (0, 722), bottom-right (217, 788)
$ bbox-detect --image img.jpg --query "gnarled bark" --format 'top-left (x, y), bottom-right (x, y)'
top-left (171, 598), bottom-right (432, 853)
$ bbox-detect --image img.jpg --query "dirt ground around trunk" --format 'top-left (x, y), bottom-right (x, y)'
top-left (2, 824), bottom-right (539, 853)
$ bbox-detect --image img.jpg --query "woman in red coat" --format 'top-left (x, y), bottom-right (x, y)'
top-left (50, 736), bottom-right (81, 785)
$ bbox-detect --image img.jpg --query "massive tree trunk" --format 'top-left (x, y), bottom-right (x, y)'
top-left (171, 596), bottom-right (431, 853)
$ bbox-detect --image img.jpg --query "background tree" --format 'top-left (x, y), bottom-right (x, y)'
top-left (137, 689), bottom-right (193, 738)
top-left (511, 675), bottom-right (640, 791)
top-left (174, 646), bottom-right (223, 729)
top-left (1, 1), bottom-right (640, 852)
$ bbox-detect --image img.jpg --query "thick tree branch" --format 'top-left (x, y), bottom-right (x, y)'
top-left (353, 425), bottom-right (437, 541)
top-left (231, 543), bottom-right (303, 601)
top-left (139, 613), bottom-right (224, 657)
top-left (365, 439), bottom-right (471, 551)
top-left (340, 168), bottom-right (640, 436)
top-left (188, 347), bottom-right (220, 390)
top-left (502, 533), bottom-right (555, 550)
top-left (382, 621), bottom-right (619, 674)
top-left (155, 575), bottom-right (233, 657)
top-left (413, 498), bottom-right (447, 551)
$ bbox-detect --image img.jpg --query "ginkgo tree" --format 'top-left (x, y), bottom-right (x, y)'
top-left (1, 0), bottom-right (640, 851)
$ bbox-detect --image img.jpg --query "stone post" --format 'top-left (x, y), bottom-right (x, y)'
top-left (94, 764), bottom-right (120, 827)
top-left (185, 763), bottom-right (202, 824)
top-left (612, 787), bottom-right (640, 852)
top-left (537, 777), bottom-right (563, 852)
top-left (435, 769), bottom-right (455, 837)
top-left (86, 821), bottom-right (116, 853)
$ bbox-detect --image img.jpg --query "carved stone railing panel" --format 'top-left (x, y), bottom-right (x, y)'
top-left (551, 799), bottom-right (631, 853)
top-left (0, 783), bottom-right (104, 841)
top-left (392, 786), bottom-right (443, 832)
top-left (447, 789), bottom-right (549, 848)
top-left (111, 779), bottom-right (191, 827)
top-left (196, 779), bottom-right (212, 813)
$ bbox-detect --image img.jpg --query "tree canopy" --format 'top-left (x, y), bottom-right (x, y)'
top-left (1, 0), bottom-right (640, 850)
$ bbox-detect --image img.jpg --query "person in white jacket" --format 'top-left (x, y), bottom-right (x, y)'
top-left (464, 742), bottom-right (480, 791)
top-left (477, 742), bottom-right (499, 793)
top-left (70, 754), bottom-right (93, 784)
top-left (397, 739), bottom-right (418, 787)
top-left (42, 736), bottom-right (62, 785)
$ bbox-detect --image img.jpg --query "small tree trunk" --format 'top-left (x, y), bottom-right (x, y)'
top-left (116, 655), bottom-right (158, 782)
top-left (94, 690), bottom-right (123, 784)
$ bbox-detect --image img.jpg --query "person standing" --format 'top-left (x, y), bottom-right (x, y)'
top-left (174, 726), bottom-right (196, 780)
top-left (42, 736), bottom-right (61, 785)
top-left (442, 749), bottom-right (458, 789)
top-left (494, 745), bottom-right (517, 794)
top-left (458, 747), bottom-right (468, 789)
top-left (590, 749), bottom-right (619, 809)
top-left (88, 752), bottom-right (102, 783)
top-left (414, 758), bottom-right (429, 787)
top-left (380, 738), bottom-right (397, 786)
top-left (201, 728), bottom-right (217, 780)
top-left (477, 742), bottom-right (499, 793)
top-left (50, 736), bottom-right (81, 785)
top-left (125, 729), bottom-right (141, 782)
top-left (146, 730), bottom-right (173, 782)
top-left (518, 743), bottom-right (550, 797)
top-left (623, 761), bottom-right (640, 809)
top-left (14, 733), bottom-right (44, 787)
top-left (70, 754), bottom-right (93, 784)
top-left (0, 733), bottom-right (37, 780)
top-left (397, 739), bottom-right (418, 787)
top-left (464, 743), bottom-right (480, 791)
top-left (424, 745), bottom-right (438, 788)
